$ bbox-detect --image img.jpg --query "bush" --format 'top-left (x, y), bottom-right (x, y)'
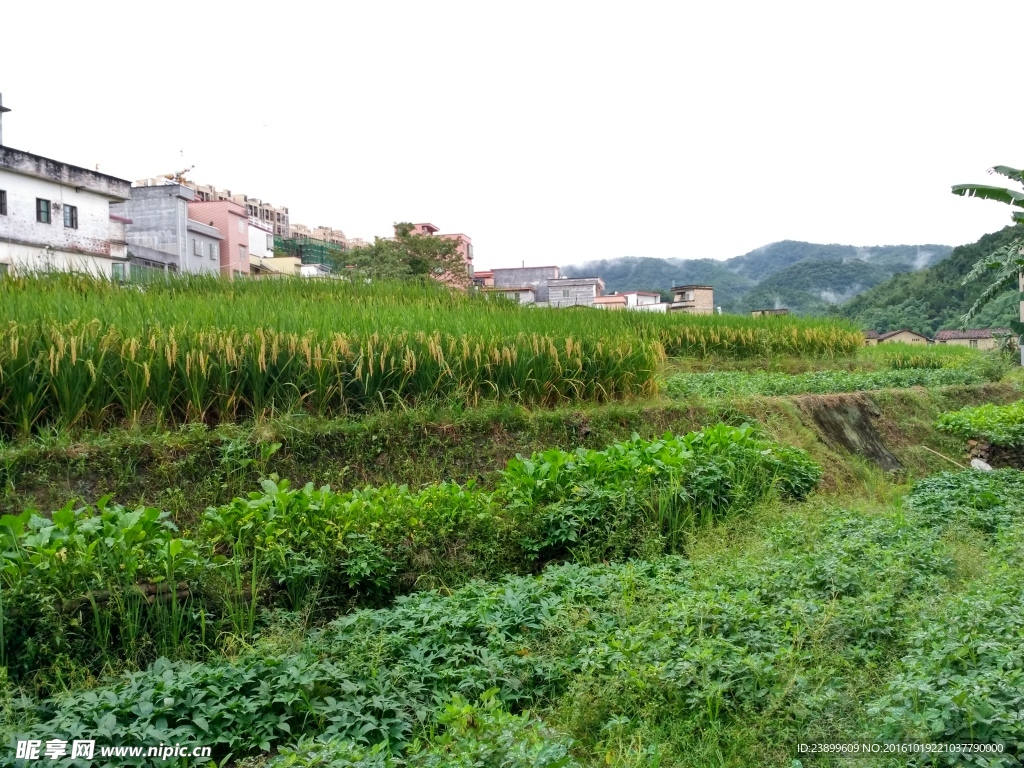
top-left (935, 400), bottom-right (1024, 448)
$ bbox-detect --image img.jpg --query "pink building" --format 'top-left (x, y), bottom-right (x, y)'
top-left (403, 223), bottom-right (474, 282)
top-left (188, 200), bottom-right (249, 277)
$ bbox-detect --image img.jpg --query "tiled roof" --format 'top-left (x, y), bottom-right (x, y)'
top-left (877, 329), bottom-right (928, 341)
top-left (934, 328), bottom-right (1010, 340)
top-left (864, 330), bottom-right (881, 338)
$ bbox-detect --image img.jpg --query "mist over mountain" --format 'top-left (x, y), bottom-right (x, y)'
top-left (562, 240), bottom-right (952, 314)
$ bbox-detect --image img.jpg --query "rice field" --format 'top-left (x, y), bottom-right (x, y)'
top-left (0, 274), bottom-right (862, 437)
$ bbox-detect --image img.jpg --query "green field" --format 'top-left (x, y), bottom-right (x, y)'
top-left (1, 275), bottom-right (1023, 768)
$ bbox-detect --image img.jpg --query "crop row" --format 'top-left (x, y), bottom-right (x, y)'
top-left (0, 274), bottom-right (863, 437)
top-left (0, 424), bottom-right (821, 685)
top-left (6, 469), bottom-right (1020, 765)
top-left (663, 362), bottom-right (999, 399)
top-left (935, 399), bottom-right (1024, 448)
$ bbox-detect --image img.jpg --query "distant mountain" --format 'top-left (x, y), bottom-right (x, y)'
top-left (562, 241), bottom-right (952, 314)
top-left (840, 225), bottom-right (1023, 336)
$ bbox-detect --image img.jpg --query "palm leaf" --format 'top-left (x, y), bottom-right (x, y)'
top-left (951, 184), bottom-right (1024, 208)
top-left (989, 165), bottom-right (1024, 183)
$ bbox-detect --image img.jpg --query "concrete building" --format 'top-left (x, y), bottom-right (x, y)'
top-left (934, 328), bottom-right (1011, 351)
top-left (292, 224), bottom-right (348, 248)
top-left (142, 179), bottom-right (291, 238)
top-left (404, 223), bottom-right (474, 280)
top-left (595, 291), bottom-right (667, 312)
top-left (548, 276), bottom-right (605, 308)
top-left (669, 285), bottom-right (715, 314)
top-left (490, 266), bottom-right (561, 302)
top-left (864, 329), bottom-right (930, 346)
top-left (0, 145), bottom-right (132, 277)
top-left (110, 183), bottom-right (224, 275)
top-left (751, 308), bottom-right (790, 318)
top-left (188, 200), bottom-right (248, 277)
top-left (249, 220), bottom-right (274, 262)
top-left (482, 285), bottom-right (536, 304)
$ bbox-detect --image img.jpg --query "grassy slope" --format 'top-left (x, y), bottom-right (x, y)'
top-left (2, 381), bottom-right (1018, 520)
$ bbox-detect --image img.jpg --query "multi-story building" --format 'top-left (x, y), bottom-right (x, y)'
top-left (143, 179), bottom-right (291, 238)
top-left (110, 183), bottom-right (224, 276)
top-left (489, 266), bottom-right (561, 302)
top-left (594, 291), bottom-right (666, 312)
top-left (291, 224), bottom-right (348, 248)
top-left (669, 285), bottom-right (715, 314)
top-left (404, 223), bottom-right (474, 279)
top-left (188, 200), bottom-right (249, 277)
top-left (547, 276), bottom-right (605, 308)
top-left (0, 142), bottom-right (132, 278)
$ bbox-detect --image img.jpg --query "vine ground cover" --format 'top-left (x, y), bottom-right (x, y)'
top-left (935, 400), bottom-right (1024, 448)
top-left (0, 426), bottom-right (819, 690)
top-left (6, 468), bottom-right (1024, 767)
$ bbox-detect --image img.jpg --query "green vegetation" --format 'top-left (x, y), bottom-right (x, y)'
top-left (6, 467), bottom-right (1024, 766)
top-left (0, 427), bottom-right (819, 689)
top-left (842, 225), bottom-right (1024, 335)
top-left (664, 345), bottom-right (1005, 399)
top-left (935, 400), bottom-right (1024, 447)
top-left (563, 241), bottom-right (951, 315)
top-left (0, 274), bottom-right (862, 439)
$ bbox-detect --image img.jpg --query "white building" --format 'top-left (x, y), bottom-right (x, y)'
top-left (594, 291), bottom-right (668, 312)
top-left (0, 146), bottom-right (132, 277)
top-left (248, 219), bottom-right (274, 261)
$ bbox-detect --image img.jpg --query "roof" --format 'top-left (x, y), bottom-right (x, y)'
top-left (482, 285), bottom-right (535, 292)
top-left (671, 284), bottom-right (713, 291)
top-left (594, 295), bottom-right (627, 304)
top-left (109, 214), bottom-right (133, 224)
top-left (877, 328), bottom-right (928, 341)
top-left (934, 328), bottom-right (1011, 340)
top-left (473, 270), bottom-right (494, 277)
top-left (1, 146), bottom-right (132, 200)
top-left (186, 219), bottom-right (224, 239)
top-left (864, 330), bottom-right (881, 339)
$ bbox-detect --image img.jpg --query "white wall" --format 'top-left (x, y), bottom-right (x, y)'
top-left (0, 168), bottom-right (120, 275)
top-left (248, 224), bottom-right (273, 259)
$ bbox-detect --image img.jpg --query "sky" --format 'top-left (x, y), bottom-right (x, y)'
top-left (2, 1), bottom-right (1023, 269)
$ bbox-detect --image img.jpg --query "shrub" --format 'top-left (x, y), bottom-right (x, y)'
top-left (935, 400), bottom-right (1024, 448)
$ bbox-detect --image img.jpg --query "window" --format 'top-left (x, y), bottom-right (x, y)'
top-left (970, 339), bottom-right (979, 348)
top-left (237, 218), bottom-right (245, 234)
top-left (266, 234), bottom-right (273, 250)
top-left (111, 263), bottom-right (125, 281)
top-left (211, 242), bottom-right (219, 261)
top-left (239, 244), bottom-right (247, 264)
top-left (63, 204), bottom-right (78, 229)
top-left (0, 190), bottom-right (6, 215)
top-left (562, 289), bottom-right (570, 298)
top-left (193, 238), bottom-right (203, 256)
top-left (36, 199), bottom-right (51, 224)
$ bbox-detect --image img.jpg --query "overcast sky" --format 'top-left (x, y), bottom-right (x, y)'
top-left (3, 1), bottom-right (1022, 268)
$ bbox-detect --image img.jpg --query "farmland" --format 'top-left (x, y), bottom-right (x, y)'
top-left (0, 274), bottom-right (861, 438)
top-left (1, 274), bottom-right (1023, 768)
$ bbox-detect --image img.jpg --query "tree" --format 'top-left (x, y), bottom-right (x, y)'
top-left (344, 223), bottom-right (470, 285)
top-left (951, 167), bottom-right (1024, 344)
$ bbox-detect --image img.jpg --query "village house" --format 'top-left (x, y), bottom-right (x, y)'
top-left (110, 183), bottom-right (224, 276)
top-left (669, 285), bottom-right (715, 314)
top-left (934, 328), bottom-right (1011, 350)
top-left (594, 291), bottom-right (667, 312)
top-left (0, 136), bottom-right (133, 278)
top-left (863, 329), bottom-right (930, 346)
top-left (188, 200), bottom-right (249, 277)
top-left (751, 308), bottom-right (790, 318)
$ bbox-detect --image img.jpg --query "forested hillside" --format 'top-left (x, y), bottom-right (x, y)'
top-left (563, 241), bottom-right (951, 313)
top-left (841, 225), bottom-right (1024, 335)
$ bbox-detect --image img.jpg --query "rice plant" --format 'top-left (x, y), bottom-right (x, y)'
top-left (0, 273), bottom-right (862, 437)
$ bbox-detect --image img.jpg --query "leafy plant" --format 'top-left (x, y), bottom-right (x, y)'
top-left (935, 400), bottom-right (1024, 447)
